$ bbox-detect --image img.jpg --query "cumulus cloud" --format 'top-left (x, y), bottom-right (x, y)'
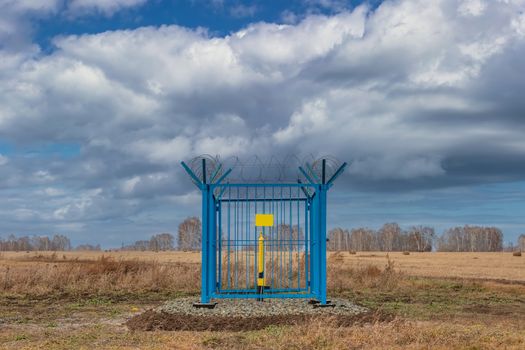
top-left (1, 0), bottom-right (525, 243)
top-left (67, 0), bottom-right (148, 16)
top-left (230, 4), bottom-right (258, 18)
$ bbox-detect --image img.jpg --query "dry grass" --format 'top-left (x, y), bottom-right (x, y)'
top-left (2, 250), bottom-right (523, 281)
top-left (335, 251), bottom-right (525, 282)
top-left (0, 252), bottom-right (398, 298)
top-left (1, 314), bottom-right (523, 349)
top-left (0, 250), bottom-right (202, 263)
top-left (0, 254), bottom-right (199, 297)
top-left (0, 251), bottom-right (524, 349)
top-left (328, 252), bottom-right (402, 293)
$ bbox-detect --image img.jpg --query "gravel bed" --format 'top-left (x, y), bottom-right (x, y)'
top-left (158, 297), bottom-right (367, 318)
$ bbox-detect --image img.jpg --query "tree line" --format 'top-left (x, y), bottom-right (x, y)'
top-left (0, 234), bottom-right (93, 251)
top-left (328, 223), bottom-right (434, 252)
top-left (328, 223), bottom-right (508, 252)
top-left (1, 219), bottom-right (522, 252)
top-left (122, 233), bottom-right (175, 251)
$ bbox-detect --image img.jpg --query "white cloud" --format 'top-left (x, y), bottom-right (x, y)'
top-left (1, 0), bottom-right (525, 241)
top-left (458, 0), bottom-right (487, 16)
top-left (274, 99), bottom-right (331, 143)
top-left (129, 137), bottom-right (192, 164)
top-left (230, 4), bottom-right (258, 18)
top-left (2, 0), bottom-right (60, 13)
top-left (350, 156), bottom-right (445, 180)
top-left (67, 0), bottom-right (147, 16)
top-left (38, 187), bottom-right (65, 196)
top-left (512, 12), bottom-right (525, 36)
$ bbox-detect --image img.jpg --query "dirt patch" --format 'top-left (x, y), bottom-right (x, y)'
top-left (126, 310), bottom-right (390, 332)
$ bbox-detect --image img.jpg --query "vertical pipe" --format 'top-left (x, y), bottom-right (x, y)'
top-left (279, 187), bottom-right (283, 290)
top-left (209, 187), bottom-right (216, 297)
top-left (200, 158), bottom-right (210, 303)
top-left (202, 158), bottom-right (207, 184)
top-left (271, 186), bottom-right (274, 289)
top-left (318, 185), bottom-right (328, 304)
top-left (234, 187), bottom-right (238, 289)
top-left (240, 187), bottom-right (244, 289)
top-left (244, 186), bottom-right (248, 290)
top-left (246, 189), bottom-right (255, 288)
top-left (200, 186), bottom-right (209, 303)
top-left (253, 187), bottom-right (257, 289)
top-left (257, 232), bottom-right (265, 300)
top-left (262, 186), bottom-right (266, 291)
top-left (227, 186), bottom-right (231, 290)
top-left (217, 200), bottom-right (222, 291)
top-left (296, 187), bottom-right (301, 288)
top-left (305, 196), bottom-right (309, 290)
top-left (322, 159), bottom-right (326, 184)
top-left (310, 192), bottom-right (318, 298)
top-left (288, 186), bottom-right (292, 288)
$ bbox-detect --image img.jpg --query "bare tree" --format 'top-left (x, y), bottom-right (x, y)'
top-left (178, 217), bottom-right (201, 251)
top-left (379, 223), bottom-right (402, 251)
top-left (518, 234), bottom-right (525, 252)
top-left (0, 234), bottom-right (71, 251)
top-left (349, 227), bottom-right (378, 251)
top-left (407, 226), bottom-right (434, 252)
top-left (151, 233), bottom-right (174, 251)
top-left (437, 226), bottom-right (503, 252)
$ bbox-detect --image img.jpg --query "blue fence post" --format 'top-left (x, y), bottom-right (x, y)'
top-left (201, 185), bottom-right (210, 303)
top-left (318, 184), bottom-right (328, 305)
top-left (310, 194), bottom-right (318, 298)
top-left (209, 186), bottom-right (217, 299)
top-left (217, 200), bottom-right (222, 291)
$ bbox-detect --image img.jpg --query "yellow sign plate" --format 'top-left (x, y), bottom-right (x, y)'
top-left (255, 214), bottom-right (274, 227)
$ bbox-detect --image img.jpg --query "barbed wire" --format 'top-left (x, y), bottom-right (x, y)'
top-left (186, 154), bottom-right (344, 184)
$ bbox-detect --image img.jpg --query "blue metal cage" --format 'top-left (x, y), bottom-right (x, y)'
top-left (181, 157), bottom-right (346, 305)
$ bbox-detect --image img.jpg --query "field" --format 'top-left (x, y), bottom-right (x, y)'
top-left (0, 251), bottom-right (524, 349)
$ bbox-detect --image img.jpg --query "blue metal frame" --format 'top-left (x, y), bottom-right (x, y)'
top-left (180, 158), bottom-right (346, 305)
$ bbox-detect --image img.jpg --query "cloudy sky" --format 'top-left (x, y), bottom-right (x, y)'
top-left (0, 0), bottom-right (524, 247)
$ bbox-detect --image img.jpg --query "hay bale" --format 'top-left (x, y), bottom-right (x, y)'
top-left (402, 251), bottom-right (410, 255)
top-left (512, 251), bottom-right (522, 257)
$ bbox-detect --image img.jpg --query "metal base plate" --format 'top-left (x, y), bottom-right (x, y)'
top-left (310, 300), bottom-right (335, 308)
top-left (192, 302), bottom-right (218, 309)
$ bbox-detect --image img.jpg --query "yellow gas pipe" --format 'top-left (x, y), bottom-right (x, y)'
top-left (257, 232), bottom-right (265, 300)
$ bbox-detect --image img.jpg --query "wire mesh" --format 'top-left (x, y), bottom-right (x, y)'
top-left (216, 185), bottom-right (311, 295)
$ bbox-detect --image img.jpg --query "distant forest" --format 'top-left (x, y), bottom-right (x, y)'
top-left (1, 217), bottom-right (524, 252)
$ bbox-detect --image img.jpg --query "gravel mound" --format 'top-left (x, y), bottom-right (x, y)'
top-left (160, 297), bottom-right (367, 317)
top-left (126, 298), bottom-right (370, 331)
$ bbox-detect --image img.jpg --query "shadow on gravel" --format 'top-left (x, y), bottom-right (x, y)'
top-left (126, 310), bottom-right (392, 332)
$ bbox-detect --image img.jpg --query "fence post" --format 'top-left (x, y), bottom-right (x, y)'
top-left (310, 194), bottom-right (318, 298)
top-left (318, 184), bottom-right (328, 305)
top-left (208, 185), bottom-right (217, 299)
top-left (201, 185), bottom-right (210, 303)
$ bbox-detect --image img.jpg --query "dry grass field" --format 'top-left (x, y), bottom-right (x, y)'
top-left (0, 251), bottom-right (523, 349)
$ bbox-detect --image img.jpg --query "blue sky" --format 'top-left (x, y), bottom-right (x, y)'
top-left (0, 0), bottom-right (524, 247)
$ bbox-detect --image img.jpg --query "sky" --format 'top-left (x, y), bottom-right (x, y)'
top-left (0, 0), bottom-right (524, 247)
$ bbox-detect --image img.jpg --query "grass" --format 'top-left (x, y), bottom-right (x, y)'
top-left (0, 255), bottom-right (199, 298)
top-left (0, 252), bottom-right (524, 349)
top-left (3, 250), bottom-right (522, 281)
